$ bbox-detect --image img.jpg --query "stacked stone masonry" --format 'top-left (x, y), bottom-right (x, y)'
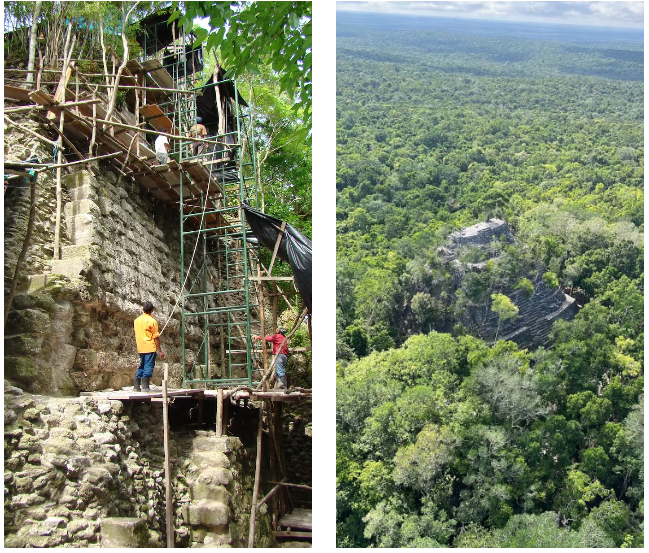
top-left (5, 157), bottom-right (230, 395)
top-left (4, 382), bottom-right (275, 548)
top-left (445, 219), bottom-right (578, 348)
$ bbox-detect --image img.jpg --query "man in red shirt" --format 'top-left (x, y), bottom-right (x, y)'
top-left (255, 328), bottom-right (289, 389)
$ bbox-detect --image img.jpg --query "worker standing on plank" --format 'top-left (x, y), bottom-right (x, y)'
top-left (254, 328), bottom-right (289, 389)
top-left (189, 116), bottom-right (208, 157)
top-left (133, 301), bottom-right (165, 392)
top-left (154, 134), bottom-right (170, 164)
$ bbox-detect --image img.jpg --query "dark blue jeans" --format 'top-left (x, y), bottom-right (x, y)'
top-left (136, 352), bottom-right (157, 378)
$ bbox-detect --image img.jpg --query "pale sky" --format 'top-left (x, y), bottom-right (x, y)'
top-left (336, 1), bottom-right (644, 29)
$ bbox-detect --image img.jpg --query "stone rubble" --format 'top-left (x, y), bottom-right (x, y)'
top-left (4, 382), bottom-right (275, 548)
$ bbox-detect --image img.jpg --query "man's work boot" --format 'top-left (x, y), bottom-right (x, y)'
top-left (133, 377), bottom-right (142, 392)
top-left (141, 377), bottom-right (151, 393)
top-left (275, 375), bottom-right (288, 390)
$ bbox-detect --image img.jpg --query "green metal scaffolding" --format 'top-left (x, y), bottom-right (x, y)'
top-left (141, 16), bottom-right (261, 389)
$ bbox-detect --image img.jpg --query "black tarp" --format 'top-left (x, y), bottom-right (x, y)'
top-left (242, 204), bottom-right (312, 314)
top-left (135, 7), bottom-right (176, 54)
top-left (196, 67), bottom-right (248, 131)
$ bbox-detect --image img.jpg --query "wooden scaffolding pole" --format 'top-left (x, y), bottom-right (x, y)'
top-left (162, 363), bottom-right (175, 547)
top-left (53, 109), bottom-right (64, 261)
top-left (248, 405), bottom-right (264, 547)
top-left (216, 388), bottom-right (224, 438)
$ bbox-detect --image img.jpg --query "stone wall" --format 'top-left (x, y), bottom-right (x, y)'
top-left (4, 112), bottom-right (70, 288)
top-left (283, 402), bottom-right (313, 505)
top-left (4, 120), bottom-right (228, 394)
top-left (445, 221), bottom-right (578, 348)
top-left (4, 381), bottom-right (275, 548)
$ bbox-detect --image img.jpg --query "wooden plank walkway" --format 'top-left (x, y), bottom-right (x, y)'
top-left (278, 508), bottom-right (312, 531)
top-left (80, 388), bottom-right (205, 401)
top-left (80, 387), bottom-right (311, 403)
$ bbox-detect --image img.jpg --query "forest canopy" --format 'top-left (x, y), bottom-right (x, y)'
top-left (336, 13), bottom-right (643, 549)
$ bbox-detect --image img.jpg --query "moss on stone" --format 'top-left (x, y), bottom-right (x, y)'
top-left (5, 334), bottom-right (43, 356)
top-left (5, 309), bottom-right (52, 335)
top-left (5, 356), bottom-right (50, 389)
top-left (12, 293), bottom-right (57, 313)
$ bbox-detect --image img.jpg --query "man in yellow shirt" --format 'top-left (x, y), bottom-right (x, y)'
top-left (133, 301), bottom-right (165, 392)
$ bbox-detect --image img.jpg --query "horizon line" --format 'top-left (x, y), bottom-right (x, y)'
top-left (336, 8), bottom-right (645, 33)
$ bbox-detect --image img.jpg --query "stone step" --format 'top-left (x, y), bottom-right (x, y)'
top-left (51, 258), bottom-right (92, 280)
top-left (183, 499), bottom-right (230, 527)
top-left (60, 245), bottom-right (92, 260)
top-left (100, 517), bottom-right (150, 548)
top-left (190, 476), bottom-right (231, 503)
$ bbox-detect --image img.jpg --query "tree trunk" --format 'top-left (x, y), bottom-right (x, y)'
top-left (104, 2), bottom-right (140, 129)
top-left (25, 1), bottom-right (43, 88)
top-left (5, 179), bottom-right (37, 327)
top-left (99, 14), bottom-right (110, 86)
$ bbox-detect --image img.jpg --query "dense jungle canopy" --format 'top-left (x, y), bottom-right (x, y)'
top-left (336, 12), bottom-right (643, 548)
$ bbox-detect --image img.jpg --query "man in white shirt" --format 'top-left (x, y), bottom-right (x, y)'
top-left (154, 134), bottom-right (170, 164)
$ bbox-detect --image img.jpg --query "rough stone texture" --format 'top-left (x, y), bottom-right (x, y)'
top-left (5, 144), bottom-right (229, 394)
top-left (448, 218), bottom-right (514, 248)
top-left (4, 384), bottom-right (277, 548)
top-left (444, 220), bottom-right (579, 348)
top-left (100, 517), bottom-right (149, 548)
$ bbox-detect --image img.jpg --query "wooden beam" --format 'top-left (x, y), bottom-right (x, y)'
top-left (249, 276), bottom-right (295, 281)
top-left (274, 531), bottom-right (312, 539)
top-left (256, 477), bottom-right (287, 510)
top-left (267, 221), bottom-right (286, 276)
top-left (216, 388), bottom-right (224, 437)
top-left (162, 363), bottom-right (175, 548)
top-left (248, 406), bottom-right (264, 548)
top-left (46, 152), bottom-right (122, 170)
top-left (268, 482), bottom-right (312, 490)
top-left (5, 98), bottom-right (103, 113)
top-left (3, 116), bottom-right (59, 147)
top-left (79, 116), bottom-right (237, 147)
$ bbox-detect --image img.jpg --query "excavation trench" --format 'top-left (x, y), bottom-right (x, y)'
top-left (4, 383), bottom-right (312, 548)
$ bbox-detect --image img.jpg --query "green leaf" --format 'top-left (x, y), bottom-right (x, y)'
top-left (167, 9), bottom-right (182, 24)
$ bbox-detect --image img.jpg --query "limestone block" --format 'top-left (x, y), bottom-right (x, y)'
top-left (100, 517), bottom-right (150, 548)
top-left (191, 434), bottom-right (233, 455)
top-left (184, 500), bottom-right (230, 527)
top-left (70, 372), bottom-right (105, 392)
top-left (74, 349), bottom-right (98, 371)
top-left (65, 455), bottom-right (91, 477)
top-left (60, 244), bottom-right (95, 261)
top-left (25, 274), bottom-right (71, 294)
top-left (50, 343), bottom-right (78, 394)
top-left (17, 434), bottom-right (42, 452)
top-left (12, 293), bottom-right (57, 313)
top-left (121, 199), bottom-right (135, 215)
top-left (23, 407), bottom-right (42, 421)
top-left (64, 171), bottom-right (97, 192)
top-left (203, 533), bottom-right (232, 547)
top-left (189, 465), bottom-right (233, 490)
top-left (6, 409), bottom-right (17, 425)
top-left (64, 198), bottom-right (100, 219)
top-left (65, 214), bottom-right (97, 245)
top-left (190, 481), bottom-right (231, 504)
top-left (11, 493), bottom-right (46, 508)
top-left (67, 519), bottom-right (89, 535)
top-left (6, 308), bottom-right (51, 335)
top-left (5, 357), bottom-right (51, 391)
top-left (51, 258), bottom-right (93, 280)
top-left (42, 436), bottom-right (77, 458)
top-left (81, 466), bottom-right (113, 486)
top-left (5, 334), bottom-right (44, 355)
top-left (93, 432), bottom-right (117, 445)
top-left (68, 184), bottom-right (97, 202)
